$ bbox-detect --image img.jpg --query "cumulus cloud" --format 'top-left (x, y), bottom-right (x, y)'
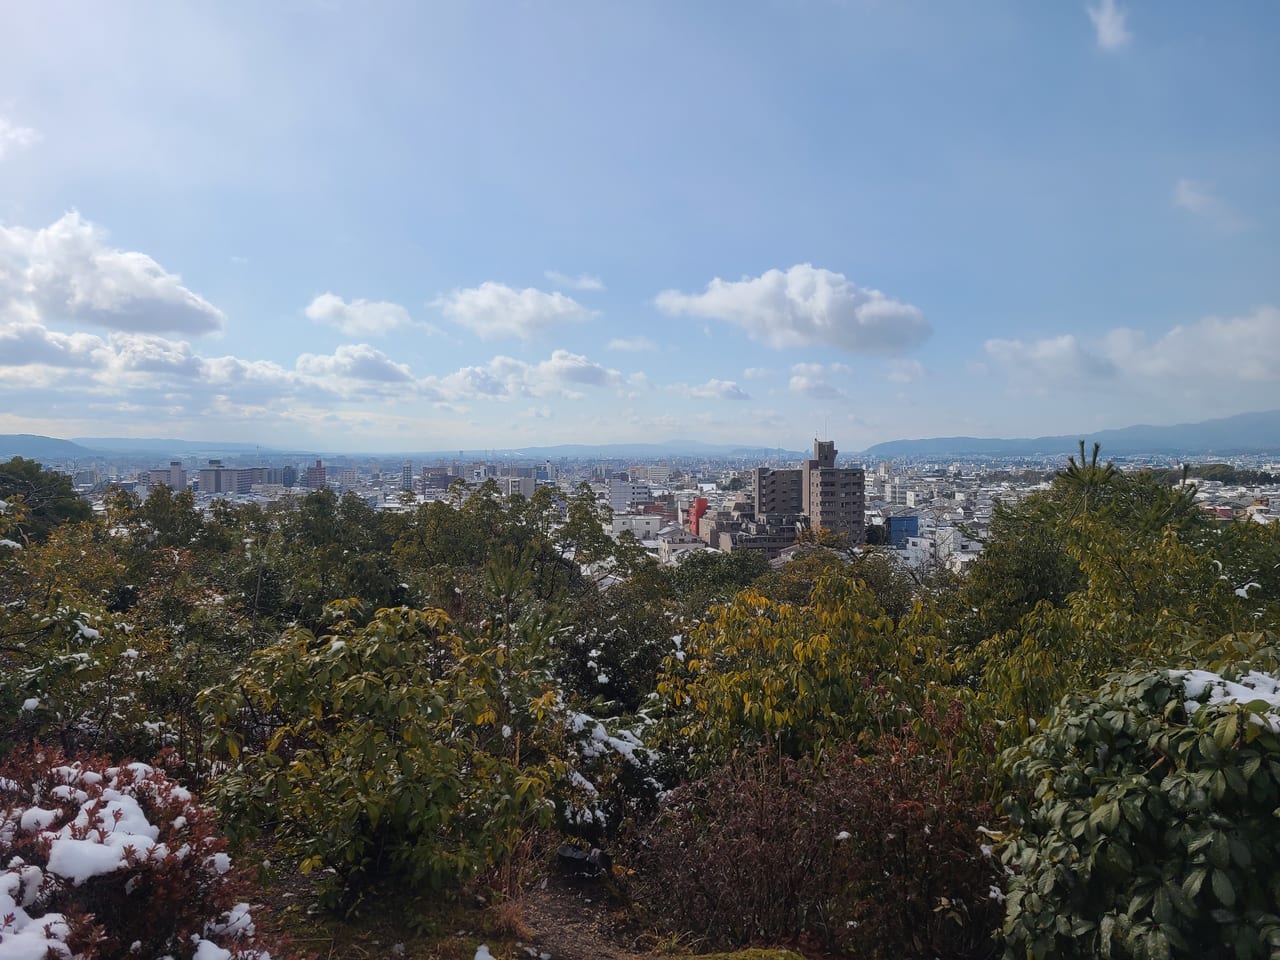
top-left (0, 321), bottom-right (102, 367)
top-left (608, 336), bottom-right (657, 352)
top-left (0, 320), bottom-right (305, 415)
top-left (305, 293), bottom-right (413, 336)
top-left (426, 350), bottom-right (621, 401)
top-left (655, 264), bottom-right (929, 355)
top-left (434, 282), bottom-right (591, 340)
top-left (296, 343), bottom-right (416, 382)
top-left (0, 213), bottom-right (225, 334)
top-left (1087, 0), bottom-right (1131, 50)
top-left (985, 306), bottom-right (1280, 388)
top-left (675, 378), bottom-right (751, 401)
top-left (544, 270), bottom-right (605, 292)
top-left (789, 362), bottom-right (851, 400)
top-left (0, 115), bottom-right (40, 160)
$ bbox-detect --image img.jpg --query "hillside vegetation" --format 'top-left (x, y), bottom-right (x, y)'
top-left (2, 451), bottom-right (1279, 959)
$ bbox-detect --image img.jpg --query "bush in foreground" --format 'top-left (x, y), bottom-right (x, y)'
top-left (204, 602), bottom-right (563, 913)
top-left (0, 749), bottom-right (284, 959)
top-left (1001, 663), bottom-right (1280, 959)
top-left (637, 720), bottom-right (1001, 959)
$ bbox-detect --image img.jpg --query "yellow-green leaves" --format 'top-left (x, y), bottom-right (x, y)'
top-left (203, 601), bottom-right (563, 912)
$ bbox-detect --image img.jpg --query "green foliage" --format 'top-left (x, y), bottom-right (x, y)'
top-left (0, 456), bottom-right (92, 542)
top-left (656, 573), bottom-right (958, 772)
top-left (751, 546), bottom-right (918, 620)
top-left (0, 517), bottom-right (257, 773)
top-left (1000, 657), bottom-right (1280, 959)
top-left (666, 548), bottom-right (769, 615)
top-left (203, 601), bottom-right (564, 912)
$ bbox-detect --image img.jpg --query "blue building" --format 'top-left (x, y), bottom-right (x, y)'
top-left (886, 512), bottom-right (919, 548)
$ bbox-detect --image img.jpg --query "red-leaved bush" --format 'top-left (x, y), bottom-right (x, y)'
top-left (0, 748), bottom-right (288, 960)
top-left (636, 715), bottom-right (1003, 959)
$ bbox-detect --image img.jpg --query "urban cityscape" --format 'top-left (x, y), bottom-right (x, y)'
top-left (5, 421), bottom-right (1277, 575)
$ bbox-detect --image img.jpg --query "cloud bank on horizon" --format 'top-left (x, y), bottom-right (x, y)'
top-left (0, 2), bottom-right (1276, 453)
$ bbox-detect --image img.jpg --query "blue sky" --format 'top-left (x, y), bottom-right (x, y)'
top-left (1, 1), bottom-right (1277, 452)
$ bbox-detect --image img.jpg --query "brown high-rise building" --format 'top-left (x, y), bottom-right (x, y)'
top-left (750, 439), bottom-right (865, 544)
top-left (305, 459), bottom-right (326, 490)
top-left (801, 439), bottom-right (865, 543)
top-left (752, 465), bottom-right (804, 517)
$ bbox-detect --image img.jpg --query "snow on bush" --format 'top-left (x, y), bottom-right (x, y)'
top-left (0, 749), bottom-right (284, 960)
top-left (561, 708), bottom-right (661, 841)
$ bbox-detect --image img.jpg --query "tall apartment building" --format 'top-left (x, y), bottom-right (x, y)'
top-left (148, 461), bottom-right (187, 490)
top-left (305, 460), bottom-right (326, 490)
top-left (607, 479), bottom-right (653, 513)
top-left (747, 440), bottom-right (865, 543)
top-left (401, 461), bottom-right (414, 491)
top-left (802, 439), bottom-right (865, 543)
top-left (198, 460), bottom-right (252, 495)
top-left (501, 476), bottom-right (536, 498)
top-left (752, 465), bottom-right (804, 517)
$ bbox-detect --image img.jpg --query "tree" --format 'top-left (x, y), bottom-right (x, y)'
top-left (204, 601), bottom-right (564, 912)
top-left (0, 457), bottom-right (92, 543)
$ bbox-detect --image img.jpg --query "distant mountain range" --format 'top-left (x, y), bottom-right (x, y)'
top-left (461, 442), bottom-right (807, 460)
top-left (0, 434), bottom-right (807, 463)
top-left (860, 410), bottom-right (1280, 459)
top-left (0, 435), bottom-right (100, 461)
top-left (73, 437), bottom-right (277, 454)
top-left (3, 410), bottom-right (1279, 464)
top-left (0, 435), bottom-right (281, 461)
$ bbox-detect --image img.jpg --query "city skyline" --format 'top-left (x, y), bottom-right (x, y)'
top-left (1, 2), bottom-right (1278, 453)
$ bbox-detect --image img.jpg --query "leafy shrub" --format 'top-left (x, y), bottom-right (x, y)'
top-left (656, 574), bottom-right (955, 773)
top-left (1000, 661), bottom-right (1280, 959)
top-left (558, 706), bottom-right (662, 844)
top-left (203, 602), bottom-right (564, 912)
top-left (0, 748), bottom-right (285, 959)
top-left (637, 719), bottom-right (1001, 958)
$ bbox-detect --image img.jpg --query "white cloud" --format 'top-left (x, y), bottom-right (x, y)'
top-left (1173, 179), bottom-right (1243, 231)
top-left (1087, 0), bottom-right (1131, 51)
top-left (623, 371), bottom-right (653, 399)
top-left (0, 320), bottom-right (311, 417)
top-left (788, 362), bottom-right (851, 400)
top-left (886, 358), bottom-right (926, 383)
top-left (674, 378), bottom-right (751, 401)
top-left (0, 115), bottom-right (40, 160)
top-left (656, 264), bottom-right (930, 355)
top-left (544, 270), bottom-right (605, 292)
top-left (743, 367), bottom-right (773, 380)
top-left (984, 334), bottom-right (1116, 387)
top-left (296, 343), bottom-right (416, 383)
top-left (0, 321), bottom-right (103, 367)
top-left (434, 281), bottom-right (591, 340)
top-left (985, 306), bottom-right (1280, 388)
top-left (0, 213), bottom-right (225, 335)
top-left (305, 293), bottom-right (413, 336)
top-left (426, 350), bottom-right (621, 402)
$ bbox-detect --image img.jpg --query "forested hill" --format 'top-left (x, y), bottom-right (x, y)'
top-left (0, 434), bottom-right (99, 460)
top-left (862, 408), bottom-right (1280, 458)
